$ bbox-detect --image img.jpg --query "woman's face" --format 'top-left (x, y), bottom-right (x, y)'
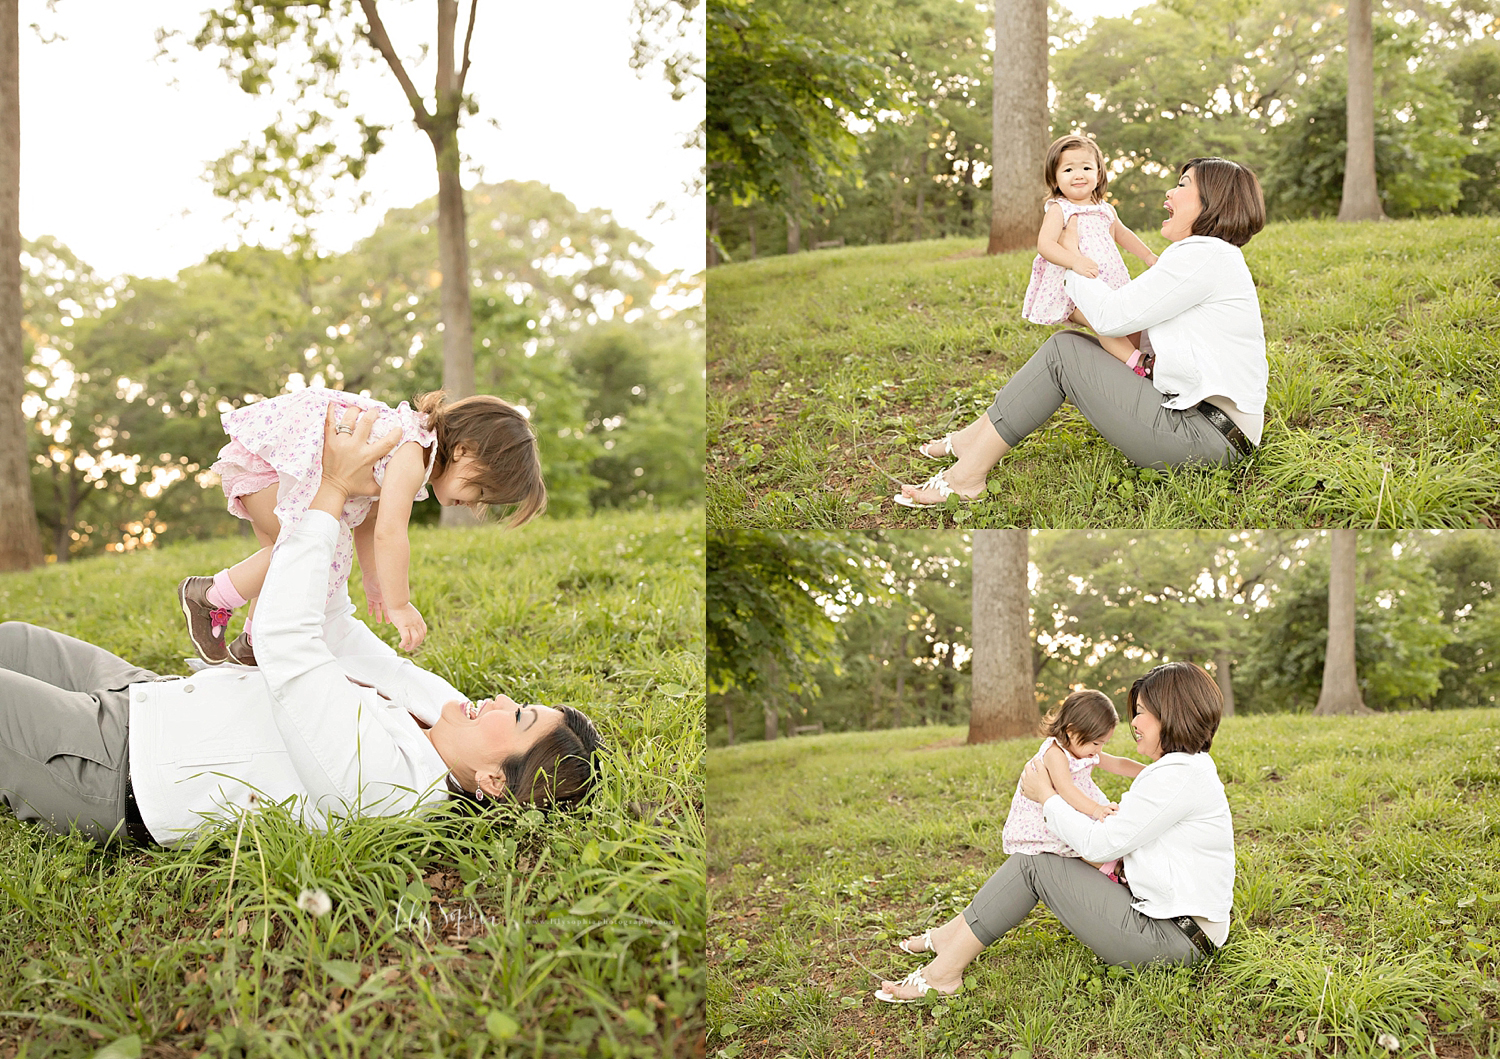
top-left (1055, 146), bottom-right (1100, 202)
top-left (1130, 697), bottom-right (1164, 760)
top-left (1161, 168), bottom-right (1203, 243)
top-left (428, 695), bottom-right (565, 795)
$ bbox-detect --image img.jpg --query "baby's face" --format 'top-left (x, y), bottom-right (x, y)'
top-left (1056, 147), bottom-right (1100, 201)
top-left (1064, 730), bottom-right (1110, 759)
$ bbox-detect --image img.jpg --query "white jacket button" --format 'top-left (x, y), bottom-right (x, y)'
top-left (183, 684), bottom-right (195, 693)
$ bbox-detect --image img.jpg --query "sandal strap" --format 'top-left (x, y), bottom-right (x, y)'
top-left (900, 967), bottom-right (932, 994)
top-left (918, 473), bottom-right (954, 500)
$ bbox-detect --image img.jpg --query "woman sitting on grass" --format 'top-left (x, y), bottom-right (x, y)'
top-left (0, 407), bottom-right (602, 849)
top-left (877, 662), bottom-right (1233, 1002)
top-left (897, 157), bottom-right (1268, 508)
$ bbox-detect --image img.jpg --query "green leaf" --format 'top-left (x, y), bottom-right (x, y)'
top-left (622, 1007), bottom-right (656, 1034)
top-left (321, 959), bottom-right (363, 990)
top-left (94, 1037), bottom-right (142, 1059)
top-left (485, 1012), bottom-right (521, 1039)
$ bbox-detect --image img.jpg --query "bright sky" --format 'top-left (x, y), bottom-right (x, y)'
top-left (1060, 0), bottom-right (1150, 24)
top-left (20, 1), bottom-right (704, 283)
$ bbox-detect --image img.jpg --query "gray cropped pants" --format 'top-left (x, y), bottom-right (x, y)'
top-left (987, 331), bottom-right (1240, 470)
top-left (0, 622), bottom-right (159, 845)
top-left (963, 852), bottom-right (1204, 968)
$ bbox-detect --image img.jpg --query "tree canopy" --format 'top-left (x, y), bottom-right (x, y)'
top-left (707, 530), bottom-right (1500, 745)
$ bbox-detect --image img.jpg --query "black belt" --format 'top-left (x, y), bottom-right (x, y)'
top-left (123, 776), bottom-right (157, 848)
top-left (1197, 402), bottom-right (1254, 458)
top-left (1171, 915), bottom-right (1217, 957)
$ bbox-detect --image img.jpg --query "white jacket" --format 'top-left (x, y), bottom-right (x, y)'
top-left (1064, 236), bottom-right (1267, 429)
top-left (1043, 751), bottom-right (1235, 925)
top-left (128, 512), bottom-right (457, 846)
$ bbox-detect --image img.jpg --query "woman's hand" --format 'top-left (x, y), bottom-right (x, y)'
top-left (388, 602), bottom-right (427, 653)
top-left (320, 405), bottom-right (401, 500)
top-left (1020, 758), bottom-right (1056, 803)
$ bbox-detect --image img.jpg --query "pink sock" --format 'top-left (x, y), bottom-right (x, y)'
top-left (206, 569), bottom-right (248, 610)
top-left (242, 619), bottom-right (253, 644)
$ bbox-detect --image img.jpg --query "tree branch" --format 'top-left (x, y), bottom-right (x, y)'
top-left (457, 0), bottom-right (478, 96)
top-left (356, 0), bottom-right (435, 134)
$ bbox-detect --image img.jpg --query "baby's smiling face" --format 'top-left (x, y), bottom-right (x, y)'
top-left (1055, 146), bottom-right (1101, 203)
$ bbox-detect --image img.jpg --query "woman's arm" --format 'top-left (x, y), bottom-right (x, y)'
top-left (372, 441), bottom-right (429, 652)
top-left (1098, 752), bottom-right (1146, 779)
top-left (1062, 240), bottom-right (1223, 336)
top-left (1043, 746), bottom-right (1116, 820)
top-left (1037, 203), bottom-right (1099, 277)
top-left (1112, 217), bottom-right (1158, 267)
top-left (1042, 758), bottom-right (1197, 863)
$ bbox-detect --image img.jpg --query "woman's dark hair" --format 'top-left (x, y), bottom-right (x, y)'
top-left (1128, 662), bottom-right (1223, 755)
top-left (1043, 134), bottom-right (1108, 205)
top-left (446, 705), bottom-right (604, 810)
top-left (1040, 688), bottom-right (1118, 748)
top-left (1179, 157), bottom-right (1265, 247)
top-left (416, 390), bottom-right (547, 527)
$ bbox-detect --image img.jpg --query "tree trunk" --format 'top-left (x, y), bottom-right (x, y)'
top-left (915, 151), bottom-right (927, 241)
top-left (893, 630), bottom-right (908, 728)
top-left (707, 202), bottom-right (722, 267)
top-left (786, 211), bottom-right (801, 254)
top-left (1314, 530), bottom-right (1373, 715)
top-left (1213, 646), bottom-right (1236, 718)
top-left (763, 697), bottom-right (778, 741)
top-left (988, 0), bottom-right (1049, 254)
top-left (969, 530), bottom-right (1035, 743)
top-left (1337, 0), bottom-right (1386, 222)
top-left (723, 700), bottom-right (735, 746)
top-left (0, 0), bottom-right (41, 571)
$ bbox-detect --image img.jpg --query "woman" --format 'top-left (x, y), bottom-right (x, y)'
top-left (0, 407), bottom-right (602, 848)
top-left (876, 662), bottom-right (1233, 1002)
top-left (897, 157), bottom-right (1267, 507)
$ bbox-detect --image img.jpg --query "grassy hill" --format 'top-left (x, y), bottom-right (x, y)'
top-left (708, 712), bottom-right (1500, 1058)
top-left (0, 510), bottom-right (704, 1057)
top-left (707, 217), bottom-right (1500, 528)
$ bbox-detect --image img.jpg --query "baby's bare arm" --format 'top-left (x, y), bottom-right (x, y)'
top-left (372, 442), bottom-right (426, 608)
top-left (1043, 745), bottom-right (1112, 818)
top-left (1037, 204), bottom-right (1097, 274)
top-left (1113, 218), bottom-right (1158, 267)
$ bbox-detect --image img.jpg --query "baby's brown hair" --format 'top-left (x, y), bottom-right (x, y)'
top-left (1043, 134), bottom-right (1109, 204)
top-left (1040, 688), bottom-right (1118, 750)
top-left (416, 390), bottom-right (546, 526)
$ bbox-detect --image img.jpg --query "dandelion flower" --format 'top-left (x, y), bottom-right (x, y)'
top-left (1376, 1034), bottom-right (1400, 1053)
top-left (297, 888), bottom-right (332, 917)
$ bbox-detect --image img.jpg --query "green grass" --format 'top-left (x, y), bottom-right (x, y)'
top-left (706, 217), bottom-right (1500, 528)
top-left (708, 712), bottom-right (1500, 1058)
top-left (0, 510), bottom-right (705, 1057)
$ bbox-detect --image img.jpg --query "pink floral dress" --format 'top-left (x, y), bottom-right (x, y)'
top-left (210, 388), bottom-right (437, 602)
top-left (1021, 198), bottom-right (1130, 326)
top-left (1001, 736), bottom-right (1109, 858)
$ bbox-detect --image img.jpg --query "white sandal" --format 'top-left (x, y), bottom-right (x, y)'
top-left (898, 929), bottom-right (933, 955)
top-left (919, 435), bottom-right (956, 462)
top-left (893, 471), bottom-right (982, 509)
top-left (874, 965), bottom-right (961, 1004)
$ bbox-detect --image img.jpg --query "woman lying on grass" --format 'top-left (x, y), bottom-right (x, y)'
top-left (877, 662), bottom-right (1233, 1002)
top-left (897, 158), bottom-right (1268, 508)
top-left (0, 406), bottom-right (602, 849)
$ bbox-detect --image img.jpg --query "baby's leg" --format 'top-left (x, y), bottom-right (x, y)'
top-left (233, 487), bottom-right (285, 629)
top-left (1068, 308), bottom-right (1137, 365)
